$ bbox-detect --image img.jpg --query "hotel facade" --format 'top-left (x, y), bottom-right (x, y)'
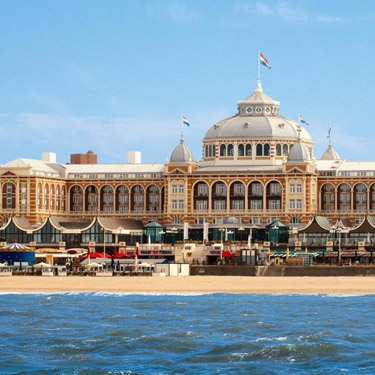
top-left (1, 80), bottom-right (375, 249)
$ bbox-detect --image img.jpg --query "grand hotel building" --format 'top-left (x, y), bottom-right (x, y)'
top-left (1, 80), bottom-right (375, 247)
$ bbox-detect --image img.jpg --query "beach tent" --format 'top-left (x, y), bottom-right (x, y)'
top-left (33, 262), bottom-right (52, 268)
top-left (84, 263), bottom-right (103, 269)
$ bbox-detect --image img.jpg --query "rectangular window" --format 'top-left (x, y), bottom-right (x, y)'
top-left (289, 199), bottom-right (295, 209)
top-left (214, 200), bottom-right (226, 210)
top-left (172, 185), bottom-right (178, 194)
top-left (233, 200), bottom-right (244, 210)
top-left (134, 206), bottom-right (144, 212)
top-left (290, 184), bottom-right (295, 193)
top-left (296, 199), bottom-right (302, 209)
top-left (296, 184), bottom-right (302, 193)
top-left (173, 217), bottom-right (182, 224)
top-left (135, 195), bottom-right (143, 204)
top-left (21, 183), bottom-right (27, 211)
top-left (178, 200), bottom-right (184, 210)
top-left (172, 200), bottom-right (178, 210)
top-left (178, 185), bottom-right (184, 194)
top-left (215, 184), bottom-right (226, 195)
top-left (250, 217), bottom-right (262, 224)
top-left (196, 200), bottom-right (207, 210)
top-left (234, 185), bottom-right (244, 195)
top-left (198, 185), bottom-right (208, 196)
top-left (270, 184), bottom-right (281, 195)
top-left (213, 217), bottom-right (224, 225)
top-left (250, 200), bottom-right (262, 210)
top-left (251, 185), bottom-right (262, 195)
top-left (269, 200), bottom-right (281, 210)
top-left (119, 196), bottom-right (128, 204)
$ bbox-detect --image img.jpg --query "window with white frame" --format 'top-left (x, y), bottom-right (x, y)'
top-left (135, 195), bottom-right (143, 204)
top-left (178, 184), bottom-right (184, 194)
top-left (233, 200), bottom-right (244, 210)
top-left (296, 199), bottom-right (302, 209)
top-left (172, 200), bottom-right (178, 210)
top-left (296, 184), bottom-right (302, 193)
top-left (21, 183), bottom-right (27, 211)
top-left (214, 200), bottom-right (226, 210)
top-left (215, 183), bottom-right (226, 196)
top-left (250, 200), bottom-right (262, 210)
top-left (197, 184), bottom-right (208, 196)
top-left (290, 184), bottom-right (296, 193)
top-left (213, 217), bottom-right (224, 225)
top-left (173, 217), bottom-right (182, 224)
top-left (178, 200), bottom-right (184, 210)
top-left (270, 183), bottom-right (281, 195)
top-left (269, 200), bottom-right (281, 210)
top-left (233, 183), bottom-right (244, 195)
top-left (172, 185), bottom-right (178, 194)
top-left (290, 199), bottom-right (295, 209)
top-left (196, 200), bottom-right (208, 210)
top-left (249, 217), bottom-right (262, 224)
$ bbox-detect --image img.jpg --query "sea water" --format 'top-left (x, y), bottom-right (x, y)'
top-left (0, 293), bottom-right (374, 374)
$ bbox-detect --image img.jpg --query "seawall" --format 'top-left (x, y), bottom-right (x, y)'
top-left (190, 266), bottom-right (375, 277)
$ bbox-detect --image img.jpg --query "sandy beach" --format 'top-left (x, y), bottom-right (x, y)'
top-left (1, 276), bottom-right (375, 294)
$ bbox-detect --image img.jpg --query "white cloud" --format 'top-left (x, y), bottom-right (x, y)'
top-left (145, 0), bottom-right (201, 25)
top-left (237, 0), bottom-right (344, 24)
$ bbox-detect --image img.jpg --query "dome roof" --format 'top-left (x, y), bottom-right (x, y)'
top-left (170, 138), bottom-right (193, 164)
top-left (204, 80), bottom-right (312, 142)
top-left (287, 139), bottom-right (309, 163)
top-left (320, 145), bottom-right (341, 160)
top-left (204, 115), bottom-right (311, 141)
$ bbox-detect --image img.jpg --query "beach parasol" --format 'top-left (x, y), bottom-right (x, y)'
top-left (3, 243), bottom-right (30, 250)
top-left (33, 262), bottom-right (52, 268)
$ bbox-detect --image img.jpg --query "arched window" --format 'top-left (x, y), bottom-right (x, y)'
top-left (354, 183), bottom-right (367, 211)
top-left (276, 144), bottom-right (282, 156)
top-left (227, 144), bottom-right (234, 156)
top-left (283, 144), bottom-right (289, 156)
top-left (220, 144), bottom-right (226, 157)
top-left (256, 143), bottom-right (263, 156)
top-left (264, 143), bottom-right (270, 156)
top-left (245, 144), bottom-right (252, 156)
top-left (238, 144), bottom-right (244, 157)
top-left (338, 183), bottom-right (351, 211)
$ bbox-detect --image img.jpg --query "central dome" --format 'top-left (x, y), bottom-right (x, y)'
top-left (204, 81), bottom-right (312, 142)
top-left (201, 80), bottom-right (314, 166)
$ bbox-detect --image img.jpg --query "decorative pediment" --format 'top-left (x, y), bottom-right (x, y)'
top-left (1, 171), bottom-right (16, 176)
top-left (166, 167), bottom-right (188, 175)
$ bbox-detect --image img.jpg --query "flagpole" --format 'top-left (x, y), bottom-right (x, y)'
top-left (257, 50), bottom-right (260, 81)
top-left (181, 116), bottom-right (184, 142)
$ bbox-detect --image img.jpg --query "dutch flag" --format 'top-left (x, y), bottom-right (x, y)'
top-left (299, 114), bottom-right (309, 126)
top-left (259, 52), bottom-right (271, 69)
top-left (182, 115), bottom-right (190, 127)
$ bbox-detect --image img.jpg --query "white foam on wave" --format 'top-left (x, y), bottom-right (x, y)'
top-left (0, 291), bottom-right (214, 297)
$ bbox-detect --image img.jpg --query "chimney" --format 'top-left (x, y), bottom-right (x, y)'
top-left (42, 152), bottom-right (56, 163)
top-left (127, 151), bottom-right (141, 164)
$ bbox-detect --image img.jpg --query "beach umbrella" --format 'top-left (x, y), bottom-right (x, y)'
top-left (3, 243), bottom-right (30, 250)
top-left (33, 262), bottom-right (52, 268)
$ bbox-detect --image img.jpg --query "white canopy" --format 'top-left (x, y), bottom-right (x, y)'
top-left (84, 263), bottom-right (103, 269)
top-left (33, 262), bottom-right (52, 268)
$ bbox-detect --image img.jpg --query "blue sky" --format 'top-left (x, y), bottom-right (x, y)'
top-left (0, 0), bottom-right (374, 164)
